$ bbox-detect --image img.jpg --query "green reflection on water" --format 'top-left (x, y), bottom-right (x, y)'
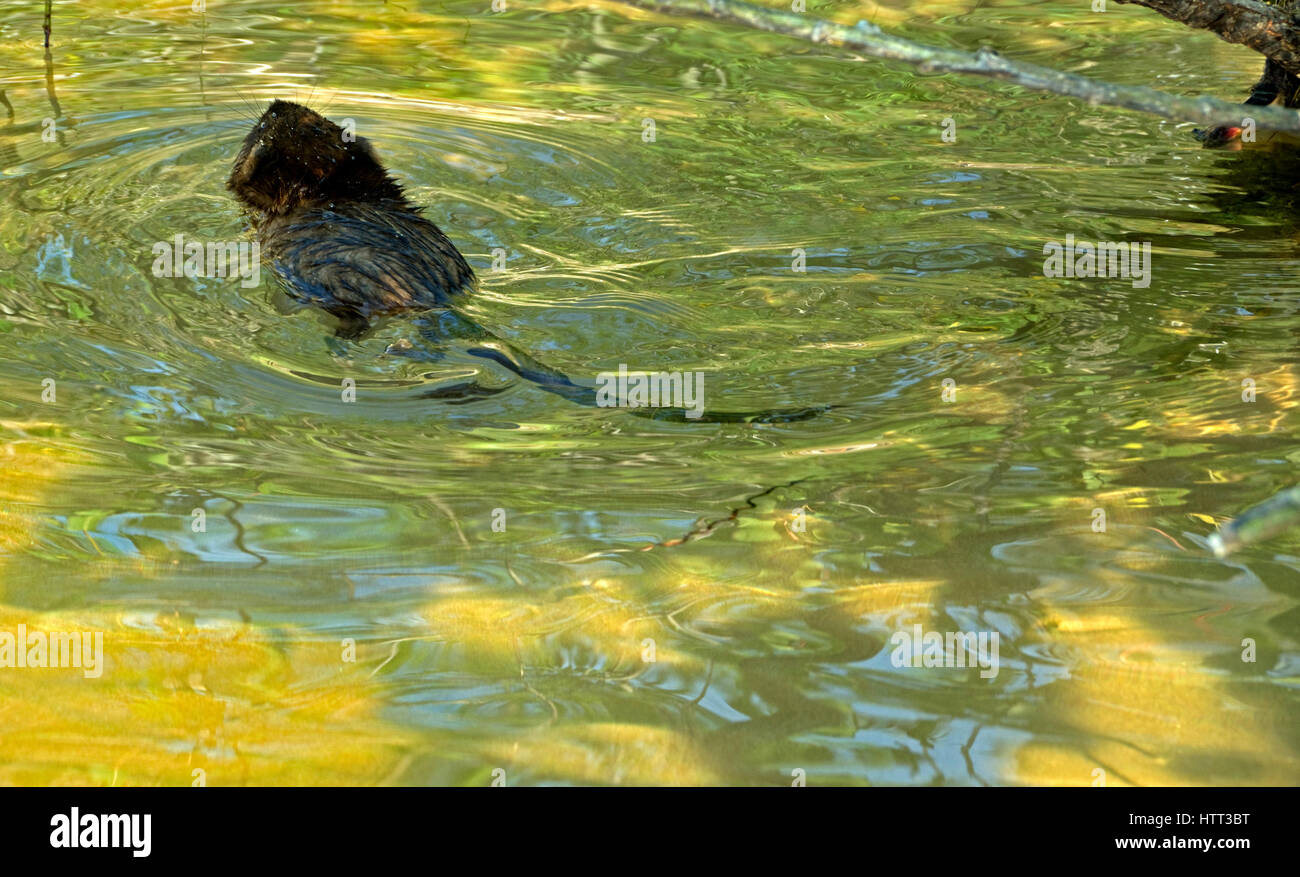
top-left (0, 0), bottom-right (1297, 785)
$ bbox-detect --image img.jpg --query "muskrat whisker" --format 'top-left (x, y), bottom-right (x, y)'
top-left (225, 81), bottom-right (264, 123)
top-left (314, 87), bottom-right (341, 118)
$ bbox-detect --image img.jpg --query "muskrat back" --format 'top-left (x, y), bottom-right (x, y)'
top-left (227, 100), bottom-right (474, 332)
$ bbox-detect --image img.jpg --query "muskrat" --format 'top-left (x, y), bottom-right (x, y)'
top-left (228, 100), bottom-right (825, 423)
top-left (228, 100), bottom-right (474, 335)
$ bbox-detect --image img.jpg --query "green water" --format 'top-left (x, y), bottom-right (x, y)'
top-left (0, 0), bottom-right (1297, 785)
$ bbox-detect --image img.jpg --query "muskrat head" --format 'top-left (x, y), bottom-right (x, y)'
top-left (227, 100), bottom-right (407, 214)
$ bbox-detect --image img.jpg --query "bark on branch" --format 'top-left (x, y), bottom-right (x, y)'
top-left (1113, 0), bottom-right (1300, 75)
top-left (614, 0), bottom-right (1300, 134)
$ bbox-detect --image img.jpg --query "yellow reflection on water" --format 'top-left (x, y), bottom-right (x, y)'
top-left (1, 439), bottom-right (412, 786)
top-left (1012, 589), bottom-right (1299, 786)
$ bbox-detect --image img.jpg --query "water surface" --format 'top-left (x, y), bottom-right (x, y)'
top-left (0, 0), bottom-right (1297, 785)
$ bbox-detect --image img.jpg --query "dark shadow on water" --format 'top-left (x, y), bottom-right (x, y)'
top-left (1199, 146), bottom-right (1300, 236)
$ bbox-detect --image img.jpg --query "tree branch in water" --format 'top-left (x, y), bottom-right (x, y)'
top-left (614, 0), bottom-right (1300, 134)
top-left (1113, 0), bottom-right (1300, 75)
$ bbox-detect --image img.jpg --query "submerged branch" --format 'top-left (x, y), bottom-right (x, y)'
top-left (615, 0), bottom-right (1300, 134)
top-left (1209, 485), bottom-right (1300, 556)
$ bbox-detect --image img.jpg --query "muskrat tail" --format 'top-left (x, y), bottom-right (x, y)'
top-left (462, 344), bottom-right (830, 424)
